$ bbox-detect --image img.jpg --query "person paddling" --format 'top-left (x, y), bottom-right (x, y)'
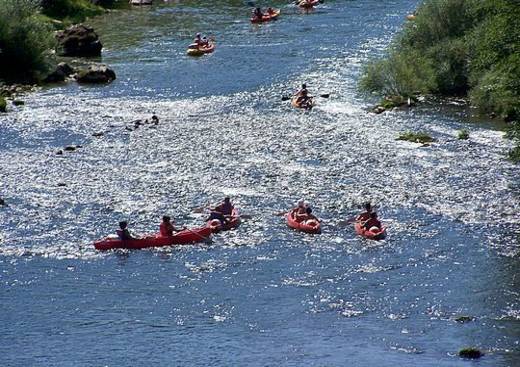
top-left (159, 215), bottom-right (176, 237)
top-left (356, 202), bottom-right (373, 222)
top-left (362, 212), bottom-right (382, 232)
top-left (193, 33), bottom-right (203, 46)
top-left (117, 221), bottom-right (134, 241)
top-left (207, 197), bottom-right (234, 224)
top-left (252, 7), bottom-right (263, 19)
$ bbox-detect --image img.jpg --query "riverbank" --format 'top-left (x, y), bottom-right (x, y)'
top-left (360, 0), bottom-right (520, 161)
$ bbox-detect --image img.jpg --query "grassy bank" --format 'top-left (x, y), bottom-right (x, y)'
top-left (0, 0), bottom-right (107, 84)
top-left (0, 0), bottom-right (55, 82)
top-left (360, 0), bottom-right (520, 161)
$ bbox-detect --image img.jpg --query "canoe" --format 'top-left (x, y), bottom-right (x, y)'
top-left (298, 0), bottom-right (319, 8)
top-left (354, 222), bottom-right (386, 240)
top-left (251, 9), bottom-right (281, 23)
top-left (93, 226), bottom-right (212, 250)
top-left (130, 0), bottom-right (152, 5)
top-left (286, 211), bottom-right (321, 234)
top-left (406, 14), bottom-right (416, 21)
top-left (207, 208), bottom-right (241, 233)
top-left (187, 43), bottom-right (215, 56)
top-left (291, 96), bottom-right (315, 110)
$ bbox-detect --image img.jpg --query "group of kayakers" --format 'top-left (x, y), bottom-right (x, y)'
top-left (114, 198), bottom-right (383, 242)
top-left (115, 197), bottom-right (235, 241)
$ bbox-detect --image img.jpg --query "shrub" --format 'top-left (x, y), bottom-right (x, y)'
top-left (0, 97), bottom-right (6, 112)
top-left (397, 131), bottom-right (435, 144)
top-left (360, 49), bottom-right (436, 97)
top-left (41, 0), bottom-right (103, 23)
top-left (457, 129), bottom-right (469, 140)
top-left (0, 0), bottom-right (55, 82)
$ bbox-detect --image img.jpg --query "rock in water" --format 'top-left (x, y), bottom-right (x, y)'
top-left (76, 65), bottom-right (116, 84)
top-left (44, 62), bottom-right (75, 83)
top-left (56, 24), bottom-right (103, 57)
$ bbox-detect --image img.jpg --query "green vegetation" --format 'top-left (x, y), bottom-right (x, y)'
top-left (0, 97), bottom-right (6, 112)
top-left (457, 129), bottom-right (469, 140)
top-left (397, 131), bottom-right (435, 144)
top-left (41, 0), bottom-right (103, 24)
top-left (0, 0), bottom-right (55, 82)
top-left (360, 0), bottom-right (520, 160)
top-left (459, 347), bottom-right (483, 359)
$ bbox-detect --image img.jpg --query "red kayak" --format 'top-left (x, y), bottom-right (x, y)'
top-left (250, 9), bottom-right (280, 23)
top-left (286, 210), bottom-right (321, 234)
top-left (354, 222), bottom-right (386, 240)
top-left (298, 0), bottom-right (319, 8)
top-left (207, 208), bottom-right (241, 233)
top-left (94, 226), bottom-right (212, 250)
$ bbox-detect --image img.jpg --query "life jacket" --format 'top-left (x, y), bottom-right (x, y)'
top-left (117, 229), bottom-right (131, 241)
top-left (160, 222), bottom-right (174, 237)
top-left (218, 202), bottom-right (234, 216)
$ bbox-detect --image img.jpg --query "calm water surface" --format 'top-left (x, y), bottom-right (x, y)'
top-left (1, 0), bottom-right (520, 366)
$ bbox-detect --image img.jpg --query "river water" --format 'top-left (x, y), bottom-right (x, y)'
top-left (1, 0), bottom-right (520, 366)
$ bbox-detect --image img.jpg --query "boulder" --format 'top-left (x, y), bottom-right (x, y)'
top-left (44, 62), bottom-right (75, 83)
top-left (76, 65), bottom-right (116, 84)
top-left (56, 24), bottom-right (102, 57)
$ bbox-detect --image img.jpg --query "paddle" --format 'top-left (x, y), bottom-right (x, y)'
top-left (281, 93), bottom-right (330, 101)
top-left (181, 226), bottom-right (211, 241)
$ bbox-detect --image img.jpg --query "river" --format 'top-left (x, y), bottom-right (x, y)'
top-left (1, 0), bottom-right (520, 366)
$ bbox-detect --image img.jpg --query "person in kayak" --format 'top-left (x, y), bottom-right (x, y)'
top-left (252, 7), bottom-right (263, 19)
top-left (193, 33), bottom-right (203, 46)
top-left (159, 216), bottom-right (176, 237)
top-left (266, 7), bottom-right (275, 15)
top-left (305, 207), bottom-right (319, 222)
top-left (117, 221), bottom-right (134, 241)
top-left (295, 83), bottom-right (308, 97)
top-left (356, 202), bottom-right (373, 222)
top-left (215, 197), bottom-right (234, 216)
top-left (363, 212), bottom-right (382, 232)
top-left (295, 87), bottom-right (312, 108)
top-left (206, 197), bottom-right (234, 224)
top-left (293, 199), bottom-right (309, 222)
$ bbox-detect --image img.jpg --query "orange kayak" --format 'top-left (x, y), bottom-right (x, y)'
top-left (354, 222), bottom-right (386, 240)
top-left (291, 96), bottom-right (315, 110)
top-left (251, 9), bottom-right (281, 23)
top-left (286, 211), bottom-right (321, 234)
top-left (187, 43), bottom-right (215, 56)
top-left (94, 226), bottom-right (212, 250)
top-left (298, 0), bottom-right (319, 8)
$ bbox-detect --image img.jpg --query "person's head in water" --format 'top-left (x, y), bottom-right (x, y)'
top-left (119, 221), bottom-right (128, 229)
top-left (162, 215), bottom-right (171, 223)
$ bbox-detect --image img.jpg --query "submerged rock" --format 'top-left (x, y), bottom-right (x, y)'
top-left (459, 348), bottom-right (483, 359)
top-left (56, 24), bottom-right (103, 57)
top-left (12, 100), bottom-right (24, 106)
top-left (76, 65), bottom-right (116, 84)
top-left (44, 62), bottom-right (75, 83)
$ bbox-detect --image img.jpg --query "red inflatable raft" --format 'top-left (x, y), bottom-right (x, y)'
top-left (286, 210), bottom-right (321, 234)
top-left (298, 0), bottom-right (319, 8)
top-left (207, 209), bottom-right (241, 233)
top-left (251, 9), bottom-right (280, 23)
top-left (354, 222), bottom-right (386, 240)
top-left (94, 226), bottom-right (212, 250)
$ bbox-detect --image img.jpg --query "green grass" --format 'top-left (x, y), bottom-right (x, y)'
top-left (397, 131), bottom-right (435, 144)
